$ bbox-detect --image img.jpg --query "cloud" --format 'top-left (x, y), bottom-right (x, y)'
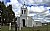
top-left (6, 0), bottom-right (22, 12)
top-left (5, 0), bottom-right (50, 13)
top-left (3, 0), bottom-right (50, 22)
top-left (7, 0), bottom-right (49, 16)
top-left (30, 6), bottom-right (46, 12)
top-left (17, 0), bottom-right (50, 4)
top-left (0, 0), bottom-right (2, 1)
top-left (12, 3), bottom-right (22, 13)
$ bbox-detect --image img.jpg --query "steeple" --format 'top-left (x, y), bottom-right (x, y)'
top-left (21, 2), bottom-right (27, 9)
top-left (23, 2), bottom-right (25, 6)
top-left (21, 2), bottom-right (27, 16)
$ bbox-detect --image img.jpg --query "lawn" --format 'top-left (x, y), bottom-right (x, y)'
top-left (1, 26), bottom-right (15, 31)
top-left (1, 26), bottom-right (9, 31)
top-left (18, 25), bottom-right (50, 31)
top-left (1, 25), bottom-right (50, 31)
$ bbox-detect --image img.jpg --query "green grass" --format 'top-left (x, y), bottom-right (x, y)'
top-left (19, 25), bottom-right (50, 31)
top-left (19, 27), bottom-right (34, 31)
top-left (1, 26), bottom-right (9, 31)
top-left (1, 25), bottom-right (50, 31)
top-left (1, 26), bottom-right (15, 31)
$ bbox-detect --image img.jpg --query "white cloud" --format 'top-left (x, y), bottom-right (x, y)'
top-left (30, 6), bottom-right (45, 12)
top-left (6, 0), bottom-right (50, 14)
top-left (5, 0), bottom-right (22, 17)
top-left (27, 6), bottom-right (30, 11)
top-left (0, 0), bottom-right (3, 2)
top-left (7, 0), bottom-right (22, 13)
top-left (27, 0), bottom-right (34, 4)
top-left (10, 0), bottom-right (18, 4)
top-left (46, 7), bottom-right (50, 9)
top-left (34, 0), bottom-right (43, 3)
top-left (5, 0), bottom-right (50, 22)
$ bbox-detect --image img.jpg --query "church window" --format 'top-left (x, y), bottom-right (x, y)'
top-left (24, 10), bottom-right (26, 14)
top-left (36, 23), bottom-right (38, 25)
top-left (22, 10), bottom-right (23, 14)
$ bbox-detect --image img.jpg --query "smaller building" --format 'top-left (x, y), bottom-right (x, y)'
top-left (33, 21), bottom-right (42, 27)
top-left (42, 23), bottom-right (48, 26)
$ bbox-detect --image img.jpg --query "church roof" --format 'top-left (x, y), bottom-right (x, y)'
top-left (35, 21), bottom-right (42, 23)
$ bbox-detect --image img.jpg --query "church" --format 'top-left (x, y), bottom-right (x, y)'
top-left (16, 3), bottom-right (42, 30)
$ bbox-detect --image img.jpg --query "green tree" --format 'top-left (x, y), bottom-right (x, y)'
top-left (0, 2), bottom-right (15, 23)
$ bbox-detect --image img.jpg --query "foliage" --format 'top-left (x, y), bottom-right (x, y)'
top-left (0, 2), bottom-right (15, 23)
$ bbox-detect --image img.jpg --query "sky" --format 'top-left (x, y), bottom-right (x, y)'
top-left (3, 0), bottom-right (50, 14)
top-left (0, 0), bottom-right (50, 22)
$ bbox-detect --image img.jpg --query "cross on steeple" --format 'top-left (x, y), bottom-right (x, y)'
top-left (23, 1), bottom-right (25, 6)
top-left (21, 1), bottom-right (27, 15)
top-left (21, 1), bottom-right (27, 9)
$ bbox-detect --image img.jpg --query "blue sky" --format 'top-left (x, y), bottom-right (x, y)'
top-left (0, 0), bottom-right (50, 22)
top-left (2, 0), bottom-right (50, 12)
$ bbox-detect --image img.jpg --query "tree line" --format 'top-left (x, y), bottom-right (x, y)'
top-left (0, 1), bottom-right (16, 25)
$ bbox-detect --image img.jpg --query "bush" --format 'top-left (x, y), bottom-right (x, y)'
top-left (37, 29), bottom-right (40, 31)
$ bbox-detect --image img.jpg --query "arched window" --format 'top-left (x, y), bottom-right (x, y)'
top-left (24, 10), bottom-right (26, 14)
top-left (22, 10), bottom-right (23, 14)
top-left (36, 23), bottom-right (38, 25)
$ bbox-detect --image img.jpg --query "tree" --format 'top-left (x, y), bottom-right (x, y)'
top-left (0, 1), bottom-right (15, 24)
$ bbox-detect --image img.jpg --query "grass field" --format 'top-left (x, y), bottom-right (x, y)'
top-left (1, 26), bottom-right (9, 31)
top-left (1, 25), bottom-right (50, 31)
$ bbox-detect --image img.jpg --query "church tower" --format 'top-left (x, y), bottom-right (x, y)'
top-left (20, 2), bottom-right (28, 27)
top-left (20, 2), bottom-right (27, 16)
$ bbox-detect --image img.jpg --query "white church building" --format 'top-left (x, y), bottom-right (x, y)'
top-left (16, 3), bottom-right (42, 28)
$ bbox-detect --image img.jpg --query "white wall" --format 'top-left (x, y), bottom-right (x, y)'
top-left (32, 21), bottom-right (42, 27)
top-left (27, 17), bottom-right (33, 27)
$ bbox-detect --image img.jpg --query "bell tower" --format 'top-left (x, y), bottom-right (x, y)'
top-left (20, 2), bottom-right (27, 16)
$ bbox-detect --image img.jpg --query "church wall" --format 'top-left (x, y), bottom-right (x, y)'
top-left (17, 17), bottom-right (20, 27)
top-left (18, 3), bottom-right (42, 28)
top-left (20, 16), bottom-right (28, 27)
top-left (32, 21), bottom-right (42, 27)
top-left (27, 17), bottom-right (32, 27)
top-left (32, 20), bottom-right (35, 26)
top-left (17, 17), bottom-right (42, 28)
top-left (35, 22), bottom-right (42, 26)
